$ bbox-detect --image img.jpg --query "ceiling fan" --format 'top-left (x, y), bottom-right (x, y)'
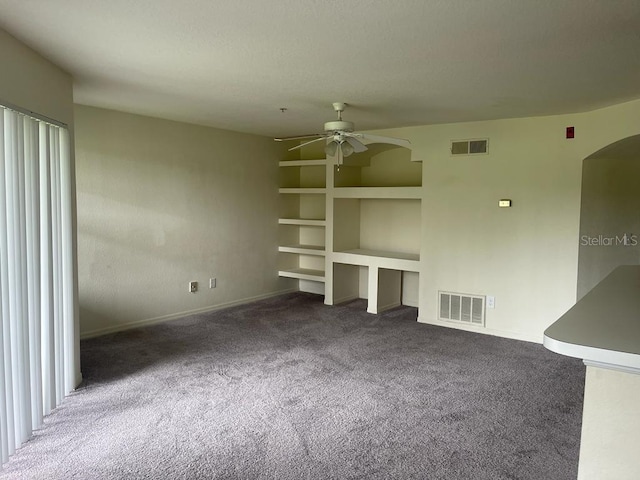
top-left (274, 103), bottom-right (411, 165)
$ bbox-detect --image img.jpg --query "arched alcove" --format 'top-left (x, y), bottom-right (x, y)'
top-left (577, 134), bottom-right (640, 299)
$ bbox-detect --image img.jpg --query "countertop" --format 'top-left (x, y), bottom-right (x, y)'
top-left (543, 265), bottom-right (640, 373)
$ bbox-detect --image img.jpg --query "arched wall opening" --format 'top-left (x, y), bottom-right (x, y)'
top-left (577, 134), bottom-right (640, 299)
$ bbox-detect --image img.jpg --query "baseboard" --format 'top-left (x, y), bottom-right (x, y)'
top-left (372, 300), bottom-right (401, 314)
top-left (332, 294), bottom-right (360, 305)
top-left (417, 316), bottom-right (542, 344)
top-left (80, 288), bottom-right (297, 340)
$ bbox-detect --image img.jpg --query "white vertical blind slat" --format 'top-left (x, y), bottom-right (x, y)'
top-left (5, 111), bottom-right (28, 444)
top-left (50, 128), bottom-right (63, 404)
top-left (24, 119), bottom-right (42, 429)
top-left (0, 111), bottom-right (11, 463)
top-left (59, 130), bottom-right (75, 394)
top-left (17, 115), bottom-right (32, 444)
top-left (39, 124), bottom-right (55, 416)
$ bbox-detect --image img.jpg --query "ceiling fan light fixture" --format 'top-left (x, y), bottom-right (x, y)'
top-left (325, 141), bottom-right (338, 157)
top-left (341, 141), bottom-right (354, 157)
top-left (325, 139), bottom-right (355, 158)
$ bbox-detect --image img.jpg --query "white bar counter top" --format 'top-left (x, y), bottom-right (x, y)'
top-left (543, 265), bottom-right (640, 373)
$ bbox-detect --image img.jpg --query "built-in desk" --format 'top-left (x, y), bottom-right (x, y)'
top-left (331, 249), bottom-right (419, 314)
top-left (543, 265), bottom-right (640, 480)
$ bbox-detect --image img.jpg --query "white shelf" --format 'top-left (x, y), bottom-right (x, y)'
top-left (278, 218), bottom-right (326, 226)
top-left (279, 244), bottom-right (326, 256)
top-left (278, 268), bottom-right (325, 282)
top-left (279, 188), bottom-right (326, 194)
top-left (333, 187), bottom-right (422, 199)
top-left (337, 249), bottom-right (419, 261)
top-left (279, 159), bottom-right (327, 167)
top-left (332, 249), bottom-right (420, 272)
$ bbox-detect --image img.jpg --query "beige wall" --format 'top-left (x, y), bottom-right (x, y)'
top-left (74, 93), bottom-right (640, 343)
top-left (0, 28), bottom-right (73, 126)
top-left (75, 105), bottom-right (287, 337)
top-left (373, 99), bottom-right (640, 342)
top-left (0, 27), bottom-right (79, 382)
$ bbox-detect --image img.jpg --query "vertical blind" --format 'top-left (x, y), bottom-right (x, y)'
top-left (0, 105), bottom-right (76, 465)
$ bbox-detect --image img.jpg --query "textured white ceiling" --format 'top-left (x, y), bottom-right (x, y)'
top-left (1, 0), bottom-right (639, 137)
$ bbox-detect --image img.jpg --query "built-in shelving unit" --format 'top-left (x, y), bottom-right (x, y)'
top-left (278, 140), bottom-right (423, 314)
top-left (278, 146), bottom-right (328, 294)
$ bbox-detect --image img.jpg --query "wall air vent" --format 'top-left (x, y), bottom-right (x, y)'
top-left (451, 138), bottom-right (489, 156)
top-left (439, 291), bottom-right (485, 326)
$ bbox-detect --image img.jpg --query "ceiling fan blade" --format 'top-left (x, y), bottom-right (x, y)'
top-left (350, 132), bottom-right (411, 148)
top-left (288, 136), bottom-right (327, 151)
top-left (274, 133), bottom-right (324, 142)
top-left (344, 136), bottom-right (368, 153)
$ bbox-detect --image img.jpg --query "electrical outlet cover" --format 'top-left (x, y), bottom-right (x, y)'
top-left (486, 296), bottom-right (495, 309)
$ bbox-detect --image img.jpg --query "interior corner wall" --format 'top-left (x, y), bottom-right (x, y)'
top-left (0, 28), bottom-right (74, 125)
top-left (74, 105), bottom-right (286, 337)
top-left (374, 98), bottom-right (640, 343)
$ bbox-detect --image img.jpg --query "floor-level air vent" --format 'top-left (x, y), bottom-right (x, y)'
top-left (451, 138), bottom-right (488, 156)
top-left (439, 291), bottom-right (485, 326)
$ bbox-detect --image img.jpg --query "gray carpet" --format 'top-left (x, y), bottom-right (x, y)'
top-left (1, 293), bottom-right (584, 479)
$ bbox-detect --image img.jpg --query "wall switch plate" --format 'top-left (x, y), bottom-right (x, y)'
top-left (209, 278), bottom-right (216, 289)
top-left (189, 281), bottom-right (198, 293)
top-left (486, 296), bottom-right (495, 309)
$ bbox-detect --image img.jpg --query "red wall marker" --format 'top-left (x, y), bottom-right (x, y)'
top-left (566, 126), bottom-right (575, 139)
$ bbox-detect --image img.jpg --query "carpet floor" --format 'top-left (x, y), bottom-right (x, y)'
top-left (1, 293), bottom-right (584, 479)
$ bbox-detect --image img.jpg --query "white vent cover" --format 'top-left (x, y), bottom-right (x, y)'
top-left (439, 291), bottom-right (485, 326)
top-left (451, 138), bottom-right (488, 156)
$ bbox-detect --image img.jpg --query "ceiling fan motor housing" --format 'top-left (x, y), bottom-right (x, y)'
top-left (324, 120), bottom-right (354, 132)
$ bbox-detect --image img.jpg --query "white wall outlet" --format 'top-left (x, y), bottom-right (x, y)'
top-left (189, 281), bottom-right (198, 293)
top-left (209, 278), bottom-right (216, 289)
top-left (486, 296), bottom-right (495, 309)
